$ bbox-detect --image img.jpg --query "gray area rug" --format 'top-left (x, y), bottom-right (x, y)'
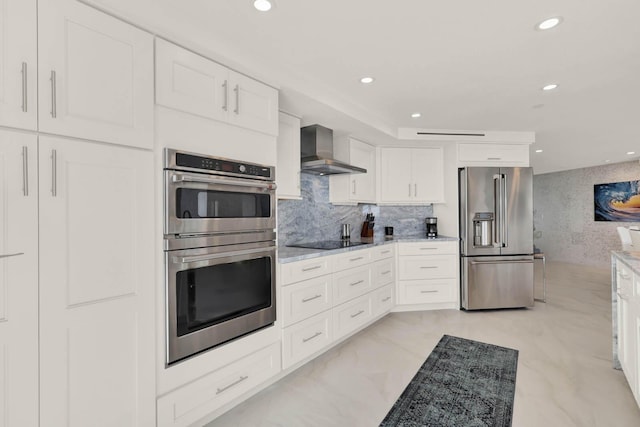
top-left (380, 335), bottom-right (518, 427)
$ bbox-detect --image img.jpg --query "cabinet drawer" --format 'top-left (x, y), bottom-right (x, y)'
top-left (333, 294), bottom-right (372, 340)
top-left (157, 343), bottom-right (281, 427)
top-left (398, 279), bottom-right (456, 304)
top-left (281, 311), bottom-right (332, 369)
top-left (372, 244), bottom-right (395, 261)
top-left (333, 248), bottom-right (372, 271)
top-left (374, 259), bottom-right (395, 287)
top-left (333, 265), bottom-right (372, 305)
top-left (399, 256), bottom-right (456, 280)
top-left (398, 241), bottom-right (457, 256)
top-left (372, 284), bottom-right (394, 317)
top-left (280, 256), bottom-right (333, 285)
top-left (458, 143), bottom-right (529, 166)
top-left (281, 275), bottom-right (333, 327)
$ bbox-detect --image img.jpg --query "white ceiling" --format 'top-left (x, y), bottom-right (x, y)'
top-left (87, 0), bottom-right (640, 174)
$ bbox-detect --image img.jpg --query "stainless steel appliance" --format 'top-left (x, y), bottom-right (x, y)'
top-left (164, 149), bottom-right (277, 365)
top-left (300, 124), bottom-right (367, 175)
top-left (426, 217), bottom-right (438, 238)
top-left (459, 167), bottom-right (534, 310)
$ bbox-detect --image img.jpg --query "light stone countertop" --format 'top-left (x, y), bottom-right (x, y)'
top-left (612, 251), bottom-right (640, 272)
top-left (278, 234), bottom-right (458, 263)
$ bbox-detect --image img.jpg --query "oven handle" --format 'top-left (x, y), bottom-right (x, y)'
top-left (171, 172), bottom-right (277, 190)
top-left (174, 246), bottom-right (274, 264)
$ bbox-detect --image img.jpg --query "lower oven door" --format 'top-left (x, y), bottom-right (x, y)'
top-left (165, 241), bottom-right (276, 365)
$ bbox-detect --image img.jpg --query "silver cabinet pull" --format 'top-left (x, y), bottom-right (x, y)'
top-left (381, 270), bottom-right (391, 275)
top-left (51, 150), bottom-right (57, 196)
top-left (50, 71), bottom-right (57, 118)
top-left (421, 290), bottom-right (438, 294)
top-left (21, 62), bottom-right (28, 112)
top-left (222, 80), bottom-right (228, 111)
top-left (349, 279), bottom-right (364, 287)
top-left (22, 146), bottom-right (29, 196)
top-left (0, 253), bottom-right (24, 259)
top-left (617, 292), bottom-right (629, 301)
top-left (302, 294), bottom-right (322, 303)
top-left (487, 157), bottom-right (501, 160)
top-left (349, 256), bottom-right (364, 262)
top-left (420, 266), bottom-right (437, 269)
top-left (352, 180), bottom-right (356, 195)
top-left (382, 296), bottom-right (392, 302)
top-left (233, 84), bottom-right (239, 114)
top-left (420, 247), bottom-right (437, 250)
top-left (408, 183), bottom-right (411, 197)
top-left (350, 310), bottom-right (365, 318)
top-left (381, 250), bottom-right (391, 254)
top-left (302, 265), bottom-right (322, 272)
top-left (216, 375), bottom-right (248, 395)
top-left (414, 183), bottom-right (417, 197)
top-left (302, 332), bottom-right (322, 343)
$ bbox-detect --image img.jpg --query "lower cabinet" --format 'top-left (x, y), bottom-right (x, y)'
top-left (279, 245), bottom-right (396, 370)
top-left (616, 258), bottom-right (640, 408)
top-left (157, 343), bottom-right (282, 427)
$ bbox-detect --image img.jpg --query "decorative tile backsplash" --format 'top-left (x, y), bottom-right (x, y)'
top-left (277, 174), bottom-right (433, 245)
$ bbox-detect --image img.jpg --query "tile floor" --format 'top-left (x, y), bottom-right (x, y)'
top-left (208, 262), bottom-right (640, 426)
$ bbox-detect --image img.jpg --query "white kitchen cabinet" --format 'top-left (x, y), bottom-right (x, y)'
top-left (0, 131), bottom-right (39, 427)
top-left (38, 0), bottom-right (154, 149)
top-left (276, 111), bottom-right (301, 199)
top-left (155, 39), bottom-right (278, 136)
top-left (397, 241), bottom-right (458, 307)
top-left (379, 147), bottom-right (444, 204)
top-left (330, 138), bottom-right (376, 204)
top-left (282, 311), bottom-right (332, 369)
top-left (616, 259), bottom-right (640, 406)
top-left (0, 0), bottom-right (37, 130)
top-left (457, 143), bottom-right (529, 167)
top-left (38, 136), bottom-right (155, 426)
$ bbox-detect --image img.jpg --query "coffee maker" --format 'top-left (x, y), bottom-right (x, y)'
top-left (425, 217), bottom-right (438, 238)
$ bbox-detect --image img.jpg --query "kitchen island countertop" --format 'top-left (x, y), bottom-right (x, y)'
top-left (278, 235), bottom-right (458, 263)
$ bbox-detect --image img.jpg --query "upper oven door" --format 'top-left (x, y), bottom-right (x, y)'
top-left (165, 170), bottom-right (276, 236)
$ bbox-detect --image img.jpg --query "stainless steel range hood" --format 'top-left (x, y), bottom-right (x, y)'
top-left (300, 125), bottom-right (367, 175)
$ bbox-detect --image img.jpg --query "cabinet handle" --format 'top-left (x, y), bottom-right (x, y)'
top-left (381, 250), bottom-right (391, 254)
top-left (420, 247), bottom-right (437, 250)
top-left (222, 80), bottom-right (228, 111)
top-left (617, 292), bottom-right (629, 301)
top-left (349, 256), bottom-right (364, 262)
top-left (50, 71), bottom-right (57, 118)
top-left (0, 253), bottom-right (24, 259)
top-left (349, 279), bottom-right (364, 287)
top-left (620, 273), bottom-right (631, 280)
top-left (414, 183), bottom-right (417, 197)
top-left (350, 310), bottom-right (365, 318)
top-left (420, 266), bottom-right (437, 269)
top-left (302, 265), bottom-right (322, 272)
top-left (22, 146), bottom-right (29, 196)
top-left (382, 296), bottom-right (392, 302)
top-left (302, 331), bottom-right (323, 343)
top-left (421, 290), bottom-right (438, 294)
top-left (352, 180), bottom-right (356, 195)
top-left (302, 294), bottom-right (322, 303)
top-left (216, 375), bottom-right (248, 395)
top-left (233, 84), bottom-right (239, 114)
top-left (408, 183), bottom-right (411, 197)
top-left (51, 150), bottom-right (57, 197)
top-left (487, 157), bottom-right (501, 160)
top-left (21, 62), bottom-right (28, 112)
top-left (381, 270), bottom-right (391, 275)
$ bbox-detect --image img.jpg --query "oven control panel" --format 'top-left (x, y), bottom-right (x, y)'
top-left (167, 149), bottom-right (274, 180)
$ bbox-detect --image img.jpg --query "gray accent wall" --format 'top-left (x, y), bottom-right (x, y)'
top-left (278, 174), bottom-right (433, 245)
top-left (533, 160), bottom-right (640, 268)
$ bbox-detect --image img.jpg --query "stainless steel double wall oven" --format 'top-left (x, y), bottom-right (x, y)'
top-left (164, 149), bottom-right (277, 365)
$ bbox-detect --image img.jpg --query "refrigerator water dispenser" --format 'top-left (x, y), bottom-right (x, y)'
top-left (473, 212), bottom-right (494, 247)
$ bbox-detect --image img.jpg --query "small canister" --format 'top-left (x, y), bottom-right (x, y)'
top-left (341, 224), bottom-right (351, 240)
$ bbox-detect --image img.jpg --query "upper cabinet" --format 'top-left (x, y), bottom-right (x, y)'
top-left (457, 143), bottom-right (529, 167)
top-left (330, 138), bottom-right (376, 205)
top-left (155, 39), bottom-right (279, 136)
top-left (276, 111), bottom-right (301, 199)
top-left (0, 0), bottom-right (37, 130)
top-left (379, 147), bottom-right (444, 204)
top-left (38, 0), bottom-right (154, 149)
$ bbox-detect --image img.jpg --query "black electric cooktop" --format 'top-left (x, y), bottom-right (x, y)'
top-left (287, 240), bottom-right (368, 250)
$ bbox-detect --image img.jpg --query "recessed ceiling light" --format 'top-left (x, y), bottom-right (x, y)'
top-left (535, 149), bottom-right (543, 153)
top-left (411, 113), bottom-right (421, 118)
top-left (627, 151), bottom-right (636, 155)
top-left (605, 160), bottom-right (611, 163)
top-left (253, 0), bottom-right (273, 12)
top-left (360, 76), bottom-right (374, 84)
top-left (542, 84), bottom-right (558, 91)
top-left (536, 16), bottom-right (563, 31)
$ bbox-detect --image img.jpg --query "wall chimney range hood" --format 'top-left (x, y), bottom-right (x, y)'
top-left (300, 124), bottom-right (366, 175)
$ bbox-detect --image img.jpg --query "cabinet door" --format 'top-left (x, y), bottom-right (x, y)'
top-left (412, 147), bottom-right (444, 203)
top-left (0, 0), bottom-right (37, 130)
top-left (0, 131), bottom-right (38, 427)
top-left (379, 148), bottom-right (413, 203)
top-left (38, 136), bottom-right (155, 426)
top-left (351, 139), bottom-right (376, 202)
top-left (228, 71), bottom-right (278, 136)
top-left (38, 0), bottom-right (154, 149)
top-left (276, 112), bottom-right (301, 199)
top-left (155, 38), bottom-right (230, 122)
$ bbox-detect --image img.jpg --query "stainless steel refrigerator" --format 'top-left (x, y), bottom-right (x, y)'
top-left (459, 167), bottom-right (534, 310)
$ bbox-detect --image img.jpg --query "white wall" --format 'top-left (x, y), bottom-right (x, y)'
top-left (533, 160), bottom-right (640, 268)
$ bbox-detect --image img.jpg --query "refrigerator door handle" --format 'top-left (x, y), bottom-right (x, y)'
top-left (501, 173), bottom-right (508, 248)
top-left (493, 174), bottom-right (501, 245)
